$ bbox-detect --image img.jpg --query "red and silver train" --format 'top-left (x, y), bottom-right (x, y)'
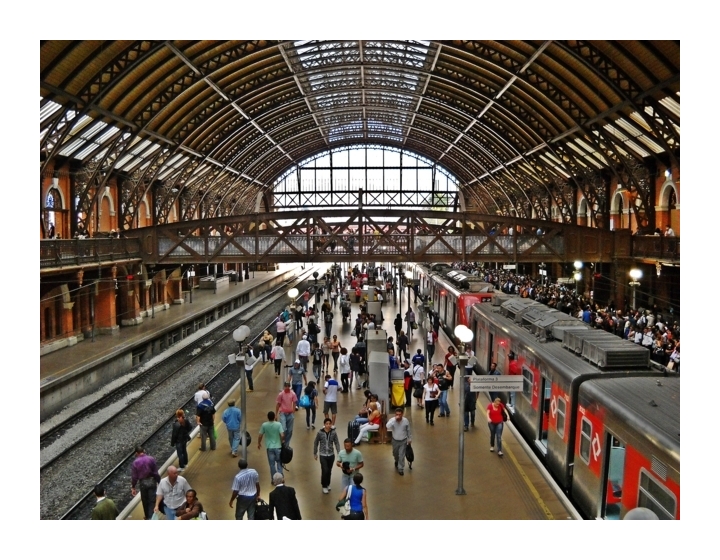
top-left (414, 264), bottom-right (680, 520)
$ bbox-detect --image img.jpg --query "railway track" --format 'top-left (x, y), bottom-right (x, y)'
top-left (40, 267), bottom-right (323, 519)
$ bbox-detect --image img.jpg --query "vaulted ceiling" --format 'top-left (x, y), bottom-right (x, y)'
top-left (40, 40), bottom-right (679, 227)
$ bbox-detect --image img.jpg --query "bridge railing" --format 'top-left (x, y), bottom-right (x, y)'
top-left (631, 235), bottom-right (680, 261)
top-left (40, 238), bottom-right (142, 269)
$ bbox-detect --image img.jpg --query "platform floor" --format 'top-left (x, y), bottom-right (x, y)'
top-left (40, 265), bottom-right (299, 385)
top-left (125, 288), bottom-right (576, 520)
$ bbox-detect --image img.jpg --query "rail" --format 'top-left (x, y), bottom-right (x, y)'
top-left (41, 238), bottom-right (142, 269)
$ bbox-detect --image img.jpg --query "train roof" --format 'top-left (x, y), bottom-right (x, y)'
top-left (579, 376), bottom-right (680, 460)
top-left (472, 297), bottom-right (661, 381)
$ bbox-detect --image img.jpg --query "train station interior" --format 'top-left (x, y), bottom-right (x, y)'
top-left (28, 9), bottom-right (700, 554)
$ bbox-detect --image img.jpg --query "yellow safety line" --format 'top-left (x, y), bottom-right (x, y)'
top-left (505, 445), bottom-right (555, 520)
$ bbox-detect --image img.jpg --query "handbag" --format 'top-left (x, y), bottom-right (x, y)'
top-left (413, 387), bottom-right (423, 398)
top-left (254, 498), bottom-right (272, 520)
top-left (270, 349), bottom-right (277, 360)
top-left (502, 407), bottom-right (509, 422)
top-left (336, 485), bottom-right (352, 516)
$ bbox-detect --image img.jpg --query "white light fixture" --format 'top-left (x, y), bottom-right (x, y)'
top-left (629, 268), bottom-right (642, 282)
top-left (573, 271), bottom-right (582, 282)
top-left (233, 325), bottom-right (251, 343)
top-left (405, 270), bottom-right (413, 279)
top-left (288, 288), bottom-right (299, 299)
top-left (664, 169), bottom-right (671, 178)
top-left (454, 324), bottom-right (474, 343)
top-left (573, 261), bottom-right (583, 270)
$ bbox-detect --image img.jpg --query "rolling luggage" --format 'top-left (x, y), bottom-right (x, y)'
top-left (347, 420), bottom-right (361, 442)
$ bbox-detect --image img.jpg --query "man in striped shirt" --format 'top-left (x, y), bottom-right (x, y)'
top-left (229, 459), bottom-right (261, 520)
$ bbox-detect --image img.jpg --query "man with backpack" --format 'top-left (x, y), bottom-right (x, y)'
top-left (324, 309), bottom-right (334, 338)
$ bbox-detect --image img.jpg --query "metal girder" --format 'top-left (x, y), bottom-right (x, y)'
top-left (136, 208), bottom-right (626, 266)
top-left (41, 40), bottom-right (679, 236)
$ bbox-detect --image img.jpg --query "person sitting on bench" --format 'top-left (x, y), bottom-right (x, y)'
top-left (354, 403), bottom-right (381, 445)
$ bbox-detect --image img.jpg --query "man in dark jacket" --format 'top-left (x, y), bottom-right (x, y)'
top-left (269, 473), bottom-right (302, 520)
top-left (91, 483), bottom-right (119, 520)
top-left (196, 391), bottom-right (216, 451)
top-left (313, 418), bottom-right (341, 493)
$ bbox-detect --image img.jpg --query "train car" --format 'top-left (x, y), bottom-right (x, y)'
top-left (573, 376), bottom-right (680, 520)
top-left (467, 296), bottom-right (679, 519)
top-left (412, 263), bottom-right (493, 337)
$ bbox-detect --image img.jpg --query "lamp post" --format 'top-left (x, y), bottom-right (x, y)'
top-left (629, 268), bottom-right (642, 310)
top-left (188, 267), bottom-right (195, 303)
top-left (573, 261), bottom-right (583, 295)
top-left (231, 325), bottom-right (251, 460)
top-left (405, 268), bottom-right (413, 310)
top-left (397, 264), bottom-right (404, 315)
top-left (454, 324), bottom-right (474, 495)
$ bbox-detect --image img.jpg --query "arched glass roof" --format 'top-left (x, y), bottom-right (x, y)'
top-left (40, 40), bottom-right (679, 228)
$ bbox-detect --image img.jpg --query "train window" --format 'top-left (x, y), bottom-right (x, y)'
top-left (579, 417), bottom-right (592, 464)
top-left (522, 367), bottom-right (533, 400)
top-left (638, 469), bottom-right (676, 520)
top-left (556, 397), bottom-right (566, 438)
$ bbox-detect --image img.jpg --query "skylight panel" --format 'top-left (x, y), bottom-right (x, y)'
top-left (58, 138), bottom-right (85, 157)
top-left (658, 96), bottom-right (680, 118)
top-left (69, 115), bottom-right (93, 134)
top-left (40, 99), bottom-right (63, 122)
top-left (623, 140), bottom-right (650, 158)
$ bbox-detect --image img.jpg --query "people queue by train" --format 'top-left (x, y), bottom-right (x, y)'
top-left (449, 262), bottom-right (680, 371)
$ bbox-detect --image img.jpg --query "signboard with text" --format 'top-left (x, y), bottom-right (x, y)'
top-left (469, 375), bottom-right (523, 392)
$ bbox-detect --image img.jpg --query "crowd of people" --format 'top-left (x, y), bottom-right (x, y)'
top-left (97, 257), bottom-right (677, 521)
top-left (449, 262), bottom-right (680, 371)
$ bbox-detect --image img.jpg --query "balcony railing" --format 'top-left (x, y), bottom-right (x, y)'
top-left (40, 238), bottom-right (142, 269)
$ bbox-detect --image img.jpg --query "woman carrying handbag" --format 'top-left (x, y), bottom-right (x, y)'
top-left (336, 472), bottom-right (368, 519)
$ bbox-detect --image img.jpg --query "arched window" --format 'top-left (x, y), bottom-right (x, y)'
top-left (45, 188), bottom-right (62, 236)
top-left (272, 145), bottom-right (459, 212)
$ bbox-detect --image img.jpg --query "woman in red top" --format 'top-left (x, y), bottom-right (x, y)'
top-left (444, 346), bottom-right (458, 388)
top-left (486, 397), bottom-right (508, 456)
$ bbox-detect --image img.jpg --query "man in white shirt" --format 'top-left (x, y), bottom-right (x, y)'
top-left (323, 374), bottom-right (339, 428)
top-left (296, 335), bottom-right (311, 370)
top-left (664, 225), bottom-right (675, 237)
top-left (154, 466), bottom-right (192, 520)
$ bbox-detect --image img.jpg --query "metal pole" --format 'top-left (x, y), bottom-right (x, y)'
top-left (239, 347), bottom-right (248, 460)
top-left (91, 282), bottom-right (96, 342)
top-left (456, 342), bottom-right (467, 495)
top-left (151, 282), bottom-right (155, 319)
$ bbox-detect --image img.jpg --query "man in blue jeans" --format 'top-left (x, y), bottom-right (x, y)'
top-left (222, 400), bottom-right (242, 457)
top-left (258, 411), bottom-right (285, 479)
top-left (276, 382), bottom-right (298, 447)
top-left (229, 459), bottom-right (260, 520)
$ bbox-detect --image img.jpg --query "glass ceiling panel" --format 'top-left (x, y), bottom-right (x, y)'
top-left (40, 98), bottom-right (63, 122)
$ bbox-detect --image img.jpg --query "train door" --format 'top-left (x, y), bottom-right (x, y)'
top-left (600, 434), bottom-right (626, 520)
top-left (485, 330), bottom-right (494, 371)
top-left (536, 375), bottom-right (552, 453)
top-left (447, 298), bottom-right (456, 333)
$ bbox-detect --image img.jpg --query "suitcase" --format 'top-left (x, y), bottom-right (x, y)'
top-left (347, 420), bottom-right (361, 442)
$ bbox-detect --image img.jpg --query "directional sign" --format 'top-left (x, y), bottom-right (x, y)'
top-left (469, 375), bottom-right (524, 392)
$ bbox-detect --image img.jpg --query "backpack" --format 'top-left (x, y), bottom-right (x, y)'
top-left (280, 444), bottom-right (293, 465)
top-left (299, 394), bottom-right (311, 408)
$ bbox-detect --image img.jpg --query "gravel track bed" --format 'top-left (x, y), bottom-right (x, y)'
top-left (40, 280), bottom-right (313, 520)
